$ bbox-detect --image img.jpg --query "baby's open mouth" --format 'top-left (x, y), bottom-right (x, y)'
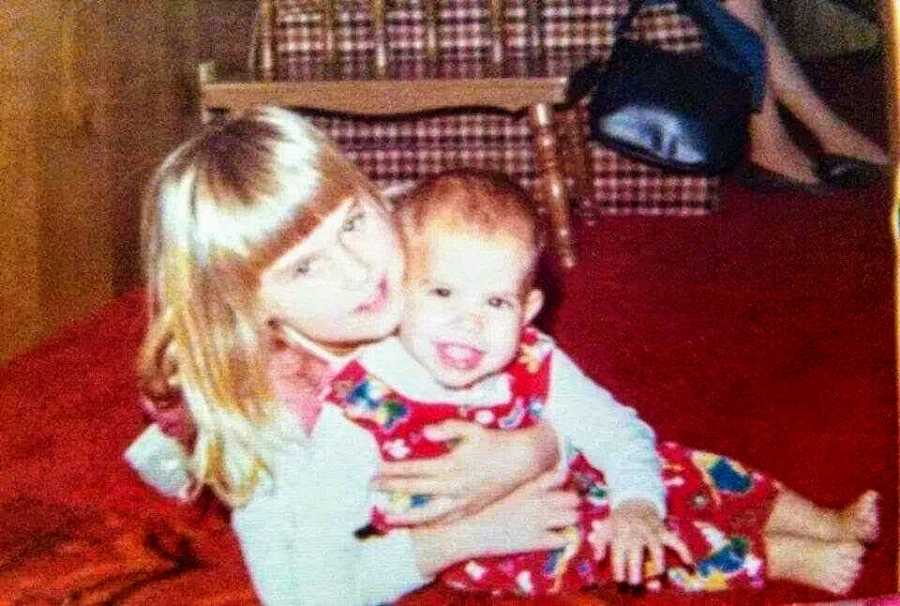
top-left (435, 342), bottom-right (484, 371)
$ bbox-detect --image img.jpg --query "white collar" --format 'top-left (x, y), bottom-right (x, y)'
top-left (278, 323), bottom-right (358, 370)
top-left (357, 337), bottom-right (512, 406)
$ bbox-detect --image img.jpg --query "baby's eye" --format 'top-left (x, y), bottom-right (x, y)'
top-left (487, 296), bottom-right (513, 309)
top-left (430, 287), bottom-right (452, 298)
top-left (342, 210), bottom-right (366, 233)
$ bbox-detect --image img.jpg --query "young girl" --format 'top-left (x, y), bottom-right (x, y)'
top-left (133, 106), bottom-right (576, 605)
top-left (324, 169), bottom-right (881, 596)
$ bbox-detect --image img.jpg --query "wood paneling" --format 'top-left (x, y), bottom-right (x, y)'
top-left (197, 0), bottom-right (259, 76)
top-left (0, 1), bottom-right (200, 362)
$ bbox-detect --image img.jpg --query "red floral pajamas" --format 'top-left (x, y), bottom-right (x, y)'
top-left (327, 329), bottom-right (780, 596)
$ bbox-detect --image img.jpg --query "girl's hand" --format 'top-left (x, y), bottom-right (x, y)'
top-left (412, 471), bottom-right (579, 576)
top-left (589, 500), bottom-right (693, 585)
top-left (373, 420), bottom-right (560, 525)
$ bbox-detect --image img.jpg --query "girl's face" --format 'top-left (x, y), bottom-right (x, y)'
top-left (257, 194), bottom-right (405, 349)
top-left (399, 229), bottom-right (543, 389)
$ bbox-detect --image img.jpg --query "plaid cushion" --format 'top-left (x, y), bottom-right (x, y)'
top-left (263, 0), bottom-right (717, 214)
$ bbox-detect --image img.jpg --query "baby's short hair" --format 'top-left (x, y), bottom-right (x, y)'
top-left (395, 169), bottom-right (545, 292)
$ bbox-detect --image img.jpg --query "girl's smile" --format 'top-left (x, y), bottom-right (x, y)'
top-left (355, 276), bottom-right (390, 314)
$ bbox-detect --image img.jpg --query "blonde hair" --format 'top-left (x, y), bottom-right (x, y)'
top-left (395, 169), bottom-right (545, 293)
top-left (138, 106), bottom-right (379, 506)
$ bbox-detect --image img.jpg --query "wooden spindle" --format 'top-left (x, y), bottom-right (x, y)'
top-left (258, 0), bottom-right (278, 80)
top-left (559, 106), bottom-right (595, 223)
top-left (525, 0), bottom-right (545, 76)
top-left (487, 0), bottom-right (506, 75)
top-left (371, 0), bottom-right (389, 78)
top-left (198, 62), bottom-right (215, 124)
top-left (322, 0), bottom-right (339, 77)
top-left (423, 0), bottom-right (440, 71)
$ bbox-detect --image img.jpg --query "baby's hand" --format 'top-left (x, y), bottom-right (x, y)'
top-left (588, 500), bottom-right (692, 585)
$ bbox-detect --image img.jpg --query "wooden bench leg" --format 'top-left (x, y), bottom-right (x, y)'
top-left (559, 105), bottom-right (597, 225)
top-left (198, 62), bottom-right (221, 125)
top-left (529, 103), bottom-right (576, 269)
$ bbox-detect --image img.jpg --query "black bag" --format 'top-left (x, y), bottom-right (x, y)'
top-left (568, 0), bottom-right (756, 175)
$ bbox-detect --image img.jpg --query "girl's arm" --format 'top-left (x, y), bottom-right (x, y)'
top-left (232, 407), bottom-right (577, 605)
top-left (234, 470), bottom-right (577, 606)
top-left (231, 406), bottom-right (428, 605)
top-left (411, 470), bottom-right (577, 576)
top-left (372, 419), bottom-right (562, 524)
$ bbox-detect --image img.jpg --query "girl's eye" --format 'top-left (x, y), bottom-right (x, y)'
top-left (295, 259), bottom-right (313, 276)
top-left (430, 287), bottom-right (452, 298)
top-left (342, 211), bottom-right (366, 232)
top-left (488, 297), bottom-right (512, 309)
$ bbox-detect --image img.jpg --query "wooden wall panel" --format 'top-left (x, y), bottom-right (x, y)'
top-left (197, 0), bottom-right (260, 75)
top-left (0, 1), bottom-right (200, 363)
top-left (0, 79), bottom-right (44, 363)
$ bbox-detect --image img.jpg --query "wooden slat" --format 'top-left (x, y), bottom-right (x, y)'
top-left (201, 76), bottom-right (570, 114)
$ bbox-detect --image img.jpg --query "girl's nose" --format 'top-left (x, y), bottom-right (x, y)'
top-left (333, 244), bottom-right (371, 286)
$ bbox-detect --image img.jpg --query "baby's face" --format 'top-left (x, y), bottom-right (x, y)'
top-left (399, 229), bottom-right (542, 389)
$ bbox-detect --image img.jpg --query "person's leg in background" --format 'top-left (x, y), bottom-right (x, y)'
top-left (722, 0), bottom-right (888, 186)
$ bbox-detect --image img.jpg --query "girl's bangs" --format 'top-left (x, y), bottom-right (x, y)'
top-left (249, 146), bottom-right (380, 273)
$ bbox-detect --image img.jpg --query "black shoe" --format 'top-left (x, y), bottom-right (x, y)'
top-left (816, 154), bottom-right (886, 188)
top-left (733, 162), bottom-right (832, 196)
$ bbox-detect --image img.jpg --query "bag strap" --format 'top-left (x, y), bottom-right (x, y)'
top-left (612, 0), bottom-right (653, 41)
top-left (565, 0), bottom-right (651, 102)
top-left (566, 0), bottom-right (758, 103)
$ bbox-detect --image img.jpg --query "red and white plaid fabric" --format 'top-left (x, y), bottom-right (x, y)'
top-left (262, 0), bottom-right (718, 215)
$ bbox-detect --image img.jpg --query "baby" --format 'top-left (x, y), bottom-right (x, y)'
top-left (325, 168), bottom-right (879, 597)
top-left (326, 169), bottom-right (685, 595)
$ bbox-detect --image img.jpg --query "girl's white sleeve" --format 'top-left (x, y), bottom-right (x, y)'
top-left (543, 347), bottom-right (666, 517)
top-left (231, 405), bottom-right (432, 605)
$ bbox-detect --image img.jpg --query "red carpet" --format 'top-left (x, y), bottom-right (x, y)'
top-left (554, 178), bottom-right (898, 602)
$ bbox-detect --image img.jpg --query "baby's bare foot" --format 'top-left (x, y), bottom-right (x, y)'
top-left (841, 490), bottom-right (880, 543)
top-left (768, 536), bottom-right (865, 595)
top-left (776, 537), bottom-right (864, 595)
top-left (809, 541), bottom-right (865, 595)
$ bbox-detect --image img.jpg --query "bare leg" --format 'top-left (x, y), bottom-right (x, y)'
top-left (721, 0), bottom-right (888, 178)
top-left (764, 489), bottom-right (880, 543)
top-left (762, 18), bottom-right (888, 165)
top-left (722, 0), bottom-right (821, 184)
top-left (767, 534), bottom-right (864, 595)
top-left (749, 74), bottom-right (822, 184)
